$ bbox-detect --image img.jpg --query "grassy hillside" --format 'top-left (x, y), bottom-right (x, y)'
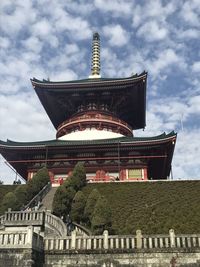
top-left (82, 181), bottom-right (200, 235)
top-left (0, 185), bottom-right (18, 203)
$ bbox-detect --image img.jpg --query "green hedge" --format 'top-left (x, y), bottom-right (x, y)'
top-left (82, 181), bottom-right (200, 234)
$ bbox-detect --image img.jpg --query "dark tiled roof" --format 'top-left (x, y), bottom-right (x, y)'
top-left (31, 72), bottom-right (147, 131)
top-left (31, 72), bottom-right (147, 85)
top-left (0, 132), bottom-right (177, 148)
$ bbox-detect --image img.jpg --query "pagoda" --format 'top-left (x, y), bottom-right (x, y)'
top-left (0, 33), bottom-right (177, 184)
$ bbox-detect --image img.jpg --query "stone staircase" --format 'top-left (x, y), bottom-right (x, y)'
top-left (39, 187), bottom-right (57, 211)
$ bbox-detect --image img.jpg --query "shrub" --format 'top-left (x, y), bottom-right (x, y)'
top-left (1, 192), bottom-right (20, 213)
top-left (71, 191), bottom-right (86, 223)
top-left (34, 167), bottom-right (50, 189)
top-left (84, 189), bottom-right (100, 224)
top-left (52, 163), bottom-right (87, 219)
top-left (52, 185), bottom-right (76, 218)
top-left (91, 195), bottom-right (112, 234)
top-left (69, 163), bottom-right (87, 191)
top-left (14, 185), bottom-right (28, 208)
top-left (27, 167), bottom-right (50, 200)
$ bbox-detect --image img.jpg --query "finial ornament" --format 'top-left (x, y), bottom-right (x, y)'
top-left (89, 32), bottom-right (101, 78)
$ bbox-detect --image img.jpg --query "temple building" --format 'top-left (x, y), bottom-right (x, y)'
top-left (0, 33), bottom-right (177, 184)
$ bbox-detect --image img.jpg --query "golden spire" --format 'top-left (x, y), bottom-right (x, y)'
top-left (89, 32), bottom-right (101, 78)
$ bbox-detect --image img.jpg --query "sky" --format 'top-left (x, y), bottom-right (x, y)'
top-left (0, 0), bottom-right (200, 184)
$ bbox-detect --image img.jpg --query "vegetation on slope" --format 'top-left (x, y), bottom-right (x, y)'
top-left (0, 185), bottom-right (18, 203)
top-left (0, 168), bottom-right (50, 215)
top-left (52, 163), bottom-right (87, 218)
top-left (82, 181), bottom-right (200, 234)
top-left (52, 164), bottom-right (112, 234)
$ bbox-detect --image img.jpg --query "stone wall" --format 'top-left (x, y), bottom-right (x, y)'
top-left (0, 248), bottom-right (44, 267)
top-left (1, 248), bottom-right (200, 267)
top-left (43, 229), bottom-right (200, 267)
top-left (44, 250), bottom-right (200, 267)
top-left (0, 226), bottom-right (44, 267)
top-left (1, 211), bottom-right (200, 266)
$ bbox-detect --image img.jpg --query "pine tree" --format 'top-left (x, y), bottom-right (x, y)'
top-left (91, 195), bottom-right (112, 234)
top-left (26, 167), bottom-right (50, 200)
top-left (70, 163), bottom-right (86, 191)
top-left (84, 189), bottom-right (100, 224)
top-left (71, 191), bottom-right (86, 223)
top-left (52, 185), bottom-right (76, 218)
top-left (32, 167), bottom-right (50, 190)
top-left (52, 163), bottom-right (86, 218)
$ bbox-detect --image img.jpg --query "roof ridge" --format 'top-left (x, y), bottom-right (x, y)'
top-left (0, 131), bottom-right (177, 147)
top-left (31, 71), bottom-right (147, 85)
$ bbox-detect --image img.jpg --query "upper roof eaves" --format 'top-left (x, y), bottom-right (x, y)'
top-left (31, 71), bottom-right (147, 87)
top-left (0, 131), bottom-right (176, 148)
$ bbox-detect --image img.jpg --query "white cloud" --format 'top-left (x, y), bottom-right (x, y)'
top-left (63, 1), bottom-right (95, 16)
top-left (50, 69), bottom-right (77, 81)
top-left (103, 24), bottom-right (129, 47)
top-left (188, 95), bottom-right (200, 114)
top-left (0, 37), bottom-right (11, 49)
top-left (22, 36), bottom-right (43, 53)
top-left (53, 10), bottom-right (92, 40)
top-left (137, 21), bottom-right (168, 42)
top-left (0, 93), bottom-right (54, 142)
top-left (192, 62), bottom-right (200, 73)
top-left (174, 130), bottom-right (200, 179)
top-left (94, 0), bottom-right (133, 17)
top-left (0, 0), bottom-right (37, 35)
top-left (179, 1), bottom-right (200, 27)
top-left (178, 29), bottom-right (200, 39)
top-left (32, 19), bottom-right (52, 37)
top-left (147, 49), bottom-right (185, 78)
top-left (132, 0), bottom-right (177, 28)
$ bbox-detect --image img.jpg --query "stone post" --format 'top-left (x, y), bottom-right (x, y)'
top-left (103, 230), bottom-right (109, 250)
top-left (169, 229), bottom-right (175, 248)
top-left (136, 230), bottom-right (143, 249)
top-left (71, 230), bottom-right (76, 249)
top-left (26, 226), bottom-right (33, 246)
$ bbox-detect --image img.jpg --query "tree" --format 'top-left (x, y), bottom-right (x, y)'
top-left (70, 163), bottom-right (86, 191)
top-left (14, 185), bottom-right (28, 208)
top-left (71, 191), bottom-right (86, 223)
top-left (26, 167), bottom-right (50, 200)
top-left (84, 189), bottom-right (100, 224)
top-left (26, 177), bottom-right (39, 201)
top-left (1, 192), bottom-right (20, 213)
top-left (91, 195), bottom-right (112, 234)
top-left (32, 167), bottom-right (50, 190)
top-left (52, 185), bottom-right (76, 218)
top-left (0, 180), bottom-right (4, 185)
top-left (52, 163), bottom-right (86, 218)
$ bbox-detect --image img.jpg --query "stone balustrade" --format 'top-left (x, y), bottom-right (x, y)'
top-left (32, 231), bottom-right (44, 251)
top-left (0, 230), bottom-right (27, 247)
top-left (1, 210), bottom-right (200, 253)
top-left (0, 210), bottom-right (67, 237)
top-left (44, 229), bottom-right (200, 251)
top-left (45, 212), bottom-right (67, 237)
top-left (0, 226), bottom-right (43, 251)
top-left (73, 222), bottom-right (91, 236)
top-left (3, 210), bottom-right (45, 226)
top-left (0, 215), bottom-right (4, 226)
